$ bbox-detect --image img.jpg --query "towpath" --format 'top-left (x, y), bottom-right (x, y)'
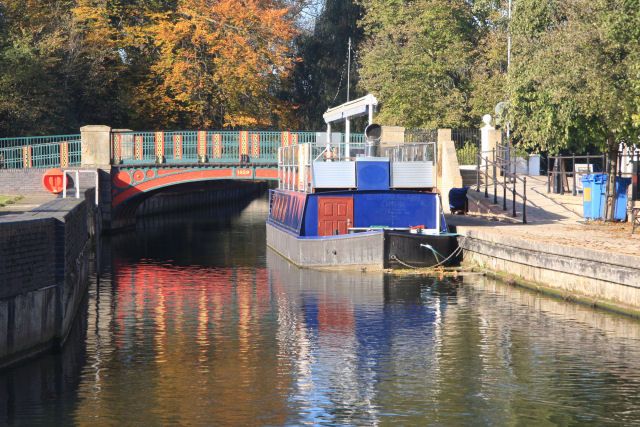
top-left (455, 175), bottom-right (640, 259)
top-left (0, 193), bottom-right (57, 216)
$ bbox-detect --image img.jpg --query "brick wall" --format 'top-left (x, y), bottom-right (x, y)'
top-left (0, 218), bottom-right (56, 299)
top-left (0, 169), bottom-right (50, 195)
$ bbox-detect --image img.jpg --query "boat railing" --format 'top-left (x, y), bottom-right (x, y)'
top-left (383, 142), bottom-right (436, 163)
top-left (312, 142), bottom-right (366, 162)
top-left (278, 143), bottom-right (312, 192)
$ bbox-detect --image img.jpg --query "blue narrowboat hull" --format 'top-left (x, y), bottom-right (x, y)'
top-left (266, 221), bottom-right (460, 269)
top-left (266, 188), bottom-right (460, 269)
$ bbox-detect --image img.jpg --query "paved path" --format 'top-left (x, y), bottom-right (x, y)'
top-left (0, 194), bottom-right (58, 216)
top-left (455, 175), bottom-right (640, 259)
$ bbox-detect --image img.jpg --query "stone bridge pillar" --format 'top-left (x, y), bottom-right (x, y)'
top-left (80, 125), bottom-right (112, 229)
top-left (380, 126), bottom-right (405, 153)
top-left (80, 125), bottom-right (112, 168)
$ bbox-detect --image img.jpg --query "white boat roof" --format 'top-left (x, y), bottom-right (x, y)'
top-left (323, 94), bottom-right (378, 124)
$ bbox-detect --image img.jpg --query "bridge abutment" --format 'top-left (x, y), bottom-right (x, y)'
top-left (79, 125), bottom-right (113, 232)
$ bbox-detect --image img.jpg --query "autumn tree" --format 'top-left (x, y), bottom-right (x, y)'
top-left (0, 0), bottom-right (132, 136)
top-left (0, 0), bottom-right (75, 135)
top-left (129, 0), bottom-right (297, 129)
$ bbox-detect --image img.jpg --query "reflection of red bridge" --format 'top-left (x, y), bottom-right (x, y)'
top-left (108, 260), bottom-right (358, 423)
top-left (113, 262), bottom-right (356, 344)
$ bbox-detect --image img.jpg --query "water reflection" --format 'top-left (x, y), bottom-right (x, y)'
top-left (3, 196), bottom-right (640, 425)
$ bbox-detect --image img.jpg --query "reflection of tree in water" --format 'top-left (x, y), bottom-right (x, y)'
top-left (7, 193), bottom-right (640, 425)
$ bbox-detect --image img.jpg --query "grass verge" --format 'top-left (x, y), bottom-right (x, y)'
top-left (0, 195), bottom-right (23, 207)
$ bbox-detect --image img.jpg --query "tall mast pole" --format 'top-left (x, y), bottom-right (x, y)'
top-left (347, 37), bottom-right (351, 102)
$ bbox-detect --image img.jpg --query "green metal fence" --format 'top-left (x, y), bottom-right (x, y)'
top-left (0, 130), bottom-right (366, 168)
top-left (111, 130), bottom-right (365, 165)
top-left (0, 135), bottom-right (81, 169)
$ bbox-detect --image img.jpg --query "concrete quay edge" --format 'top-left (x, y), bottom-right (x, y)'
top-left (456, 226), bottom-right (640, 314)
top-left (456, 225), bottom-right (640, 270)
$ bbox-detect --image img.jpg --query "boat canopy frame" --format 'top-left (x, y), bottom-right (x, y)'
top-left (322, 94), bottom-right (378, 159)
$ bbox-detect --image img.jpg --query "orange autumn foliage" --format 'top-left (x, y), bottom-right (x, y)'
top-left (132, 0), bottom-right (297, 129)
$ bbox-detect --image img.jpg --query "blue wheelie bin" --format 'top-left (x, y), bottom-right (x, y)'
top-left (582, 175), bottom-right (594, 219)
top-left (591, 174), bottom-right (608, 220)
top-left (614, 177), bottom-right (632, 221)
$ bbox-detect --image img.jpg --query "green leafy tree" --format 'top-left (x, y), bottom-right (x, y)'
top-left (468, 0), bottom-right (510, 123)
top-left (508, 0), bottom-right (640, 218)
top-left (357, 0), bottom-right (479, 128)
top-left (289, 0), bottom-right (364, 129)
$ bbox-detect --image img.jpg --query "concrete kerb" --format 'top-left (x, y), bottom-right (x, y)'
top-left (456, 225), bottom-right (640, 314)
top-left (458, 226), bottom-right (640, 271)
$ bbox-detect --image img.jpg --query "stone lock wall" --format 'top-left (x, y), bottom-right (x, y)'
top-left (0, 197), bottom-right (93, 369)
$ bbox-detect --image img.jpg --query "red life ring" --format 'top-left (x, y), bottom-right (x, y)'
top-left (42, 168), bottom-right (72, 194)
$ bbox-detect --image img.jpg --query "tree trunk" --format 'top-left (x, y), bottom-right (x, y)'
top-left (606, 134), bottom-right (618, 221)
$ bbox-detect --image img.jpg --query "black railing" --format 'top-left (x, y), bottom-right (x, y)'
top-left (546, 154), bottom-right (607, 196)
top-left (452, 128), bottom-right (481, 151)
top-left (476, 146), bottom-right (528, 223)
top-left (452, 128), bottom-right (481, 166)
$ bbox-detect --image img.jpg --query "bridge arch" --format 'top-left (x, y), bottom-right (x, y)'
top-left (111, 164), bottom-right (277, 209)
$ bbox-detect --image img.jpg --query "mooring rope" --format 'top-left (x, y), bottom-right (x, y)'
top-left (390, 244), bottom-right (464, 270)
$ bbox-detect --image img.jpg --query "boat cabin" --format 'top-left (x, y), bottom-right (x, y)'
top-left (268, 94), bottom-right (445, 238)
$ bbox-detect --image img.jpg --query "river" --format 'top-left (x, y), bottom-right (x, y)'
top-left (3, 193), bottom-right (640, 426)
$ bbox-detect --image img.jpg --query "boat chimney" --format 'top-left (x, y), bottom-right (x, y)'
top-left (364, 123), bottom-right (382, 157)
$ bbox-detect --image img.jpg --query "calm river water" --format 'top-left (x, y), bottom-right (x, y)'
top-left (3, 194), bottom-right (640, 426)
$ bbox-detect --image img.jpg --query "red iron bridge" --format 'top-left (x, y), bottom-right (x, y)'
top-left (0, 129), bottom-right (364, 210)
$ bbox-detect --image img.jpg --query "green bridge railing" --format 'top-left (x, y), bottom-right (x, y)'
top-left (0, 130), bottom-right (367, 169)
top-left (111, 130), bottom-right (365, 165)
top-left (0, 135), bottom-right (82, 169)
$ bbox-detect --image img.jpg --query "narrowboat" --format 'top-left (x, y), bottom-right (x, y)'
top-left (266, 95), bottom-right (460, 269)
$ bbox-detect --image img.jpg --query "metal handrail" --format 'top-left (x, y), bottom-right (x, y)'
top-left (476, 147), bottom-right (528, 223)
top-left (0, 138), bottom-right (81, 169)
